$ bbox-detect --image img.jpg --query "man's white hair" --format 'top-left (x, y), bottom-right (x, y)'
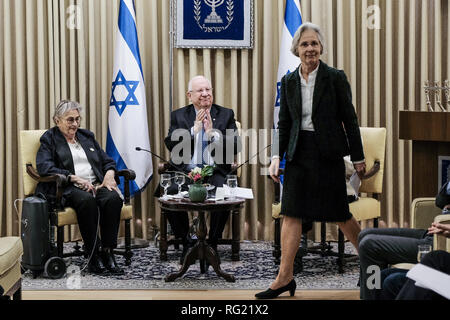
top-left (188, 75), bottom-right (212, 92)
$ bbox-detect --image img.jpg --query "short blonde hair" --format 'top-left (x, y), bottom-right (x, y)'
top-left (290, 22), bottom-right (325, 57)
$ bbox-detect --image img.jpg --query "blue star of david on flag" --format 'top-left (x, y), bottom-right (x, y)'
top-left (275, 70), bottom-right (293, 107)
top-left (110, 70), bottom-right (140, 116)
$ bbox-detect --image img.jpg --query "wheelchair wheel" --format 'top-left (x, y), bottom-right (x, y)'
top-left (44, 257), bottom-right (66, 279)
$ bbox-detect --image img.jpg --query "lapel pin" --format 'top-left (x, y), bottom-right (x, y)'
top-left (90, 148), bottom-right (95, 152)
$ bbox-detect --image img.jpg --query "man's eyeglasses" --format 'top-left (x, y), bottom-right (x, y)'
top-left (64, 116), bottom-right (82, 124)
top-left (191, 88), bottom-right (213, 94)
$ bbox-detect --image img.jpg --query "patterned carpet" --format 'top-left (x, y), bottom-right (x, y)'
top-left (22, 241), bottom-right (360, 291)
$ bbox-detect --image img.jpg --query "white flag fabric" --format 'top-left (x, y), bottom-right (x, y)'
top-left (273, 0), bottom-right (302, 129)
top-left (273, 0), bottom-right (302, 185)
top-left (106, 0), bottom-right (153, 196)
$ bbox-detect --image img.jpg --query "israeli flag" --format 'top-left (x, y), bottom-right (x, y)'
top-left (106, 0), bottom-right (153, 196)
top-left (274, 0), bottom-right (302, 184)
top-left (274, 0), bottom-right (302, 129)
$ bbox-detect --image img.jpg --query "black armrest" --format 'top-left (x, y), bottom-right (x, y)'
top-left (158, 162), bottom-right (172, 174)
top-left (117, 169), bottom-right (136, 181)
top-left (266, 168), bottom-right (284, 203)
top-left (26, 163), bottom-right (68, 209)
top-left (116, 169), bottom-right (136, 204)
top-left (361, 160), bottom-right (380, 180)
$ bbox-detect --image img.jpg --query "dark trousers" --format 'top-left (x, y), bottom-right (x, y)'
top-left (165, 171), bottom-right (230, 246)
top-left (358, 227), bottom-right (433, 300)
top-left (379, 268), bottom-right (409, 300)
top-left (65, 187), bottom-right (123, 253)
top-left (396, 250), bottom-right (450, 300)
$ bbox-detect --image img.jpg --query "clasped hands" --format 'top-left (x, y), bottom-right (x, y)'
top-left (70, 170), bottom-right (119, 195)
top-left (194, 108), bottom-right (213, 135)
top-left (428, 220), bottom-right (450, 238)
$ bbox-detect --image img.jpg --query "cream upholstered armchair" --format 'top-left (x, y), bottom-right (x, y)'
top-left (19, 130), bottom-right (135, 271)
top-left (272, 127), bottom-right (387, 273)
top-left (0, 237), bottom-right (23, 300)
top-left (393, 198), bottom-right (450, 270)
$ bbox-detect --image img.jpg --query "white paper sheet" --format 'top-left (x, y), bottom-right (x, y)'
top-left (215, 186), bottom-right (254, 200)
top-left (349, 172), bottom-right (361, 195)
top-left (406, 263), bottom-right (450, 299)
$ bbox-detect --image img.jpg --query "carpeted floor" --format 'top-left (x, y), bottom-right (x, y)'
top-left (22, 241), bottom-right (360, 291)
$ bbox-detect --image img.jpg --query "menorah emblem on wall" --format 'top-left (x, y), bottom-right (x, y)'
top-left (424, 80), bottom-right (450, 112)
top-left (204, 0), bottom-right (225, 24)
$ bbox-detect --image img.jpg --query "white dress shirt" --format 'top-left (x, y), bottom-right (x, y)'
top-left (299, 63), bottom-right (319, 132)
top-left (68, 141), bottom-right (97, 183)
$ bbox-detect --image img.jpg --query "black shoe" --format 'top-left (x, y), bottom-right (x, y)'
top-left (88, 253), bottom-right (105, 274)
top-left (255, 279), bottom-right (296, 299)
top-left (100, 247), bottom-right (124, 275)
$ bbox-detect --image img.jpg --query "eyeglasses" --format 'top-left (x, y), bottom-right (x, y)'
top-left (190, 88), bottom-right (213, 94)
top-left (63, 116), bottom-right (82, 124)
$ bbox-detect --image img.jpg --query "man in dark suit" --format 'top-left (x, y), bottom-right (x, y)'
top-left (163, 75), bottom-right (240, 262)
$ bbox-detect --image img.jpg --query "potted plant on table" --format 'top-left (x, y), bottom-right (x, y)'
top-left (188, 165), bottom-right (214, 202)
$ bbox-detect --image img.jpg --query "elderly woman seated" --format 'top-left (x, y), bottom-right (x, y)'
top-left (36, 100), bottom-right (124, 275)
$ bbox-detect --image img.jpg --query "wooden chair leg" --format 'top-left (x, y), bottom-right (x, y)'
top-left (160, 210), bottom-right (168, 261)
top-left (373, 218), bottom-right (379, 228)
top-left (231, 209), bottom-right (240, 261)
top-left (320, 222), bottom-right (328, 255)
top-left (338, 229), bottom-right (345, 274)
top-left (57, 226), bottom-right (64, 257)
top-left (273, 218), bottom-right (281, 264)
top-left (124, 219), bottom-right (132, 265)
top-left (12, 284), bottom-right (22, 301)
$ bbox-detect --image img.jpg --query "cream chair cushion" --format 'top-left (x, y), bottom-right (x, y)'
top-left (0, 237), bottom-right (23, 293)
top-left (349, 197), bottom-right (381, 221)
top-left (20, 130), bottom-right (47, 196)
top-left (57, 204), bottom-right (133, 227)
top-left (411, 198), bottom-right (441, 229)
top-left (434, 214), bottom-right (450, 252)
top-left (272, 202), bottom-right (281, 219)
top-left (359, 127), bottom-right (386, 194)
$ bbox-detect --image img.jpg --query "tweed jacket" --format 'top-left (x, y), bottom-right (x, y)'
top-left (273, 60), bottom-right (364, 163)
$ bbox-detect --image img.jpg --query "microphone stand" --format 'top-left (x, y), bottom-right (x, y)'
top-left (117, 147), bottom-right (177, 251)
top-left (226, 144), bottom-right (272, 176)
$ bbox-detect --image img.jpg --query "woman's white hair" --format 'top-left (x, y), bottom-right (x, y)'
top-left (53, 100), bottom-right (82, 125)
top-left (290, 22), bottom-right (325, 57)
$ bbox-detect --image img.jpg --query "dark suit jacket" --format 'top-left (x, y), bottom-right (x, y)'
top-left (35, 127), bottom-right (117, 204)
top-left (164, 104), bottom-right (240, 177)
top-left (273, 60), bottom-right (364, 162)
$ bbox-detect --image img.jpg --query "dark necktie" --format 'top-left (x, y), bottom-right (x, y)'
top-left (200, 127), bottom-right (208, 167)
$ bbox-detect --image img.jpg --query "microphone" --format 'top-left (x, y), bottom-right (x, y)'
top-left (226, 144), bottom-right (272, 176)
top-left (135, 147), bottom-right (186, 174)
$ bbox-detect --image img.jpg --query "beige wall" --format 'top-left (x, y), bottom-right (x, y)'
top-left (1, 0), bottom-right (449, 240)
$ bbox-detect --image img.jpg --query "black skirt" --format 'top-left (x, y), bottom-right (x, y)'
top-left (281, 131), bottom-right (352, 222)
